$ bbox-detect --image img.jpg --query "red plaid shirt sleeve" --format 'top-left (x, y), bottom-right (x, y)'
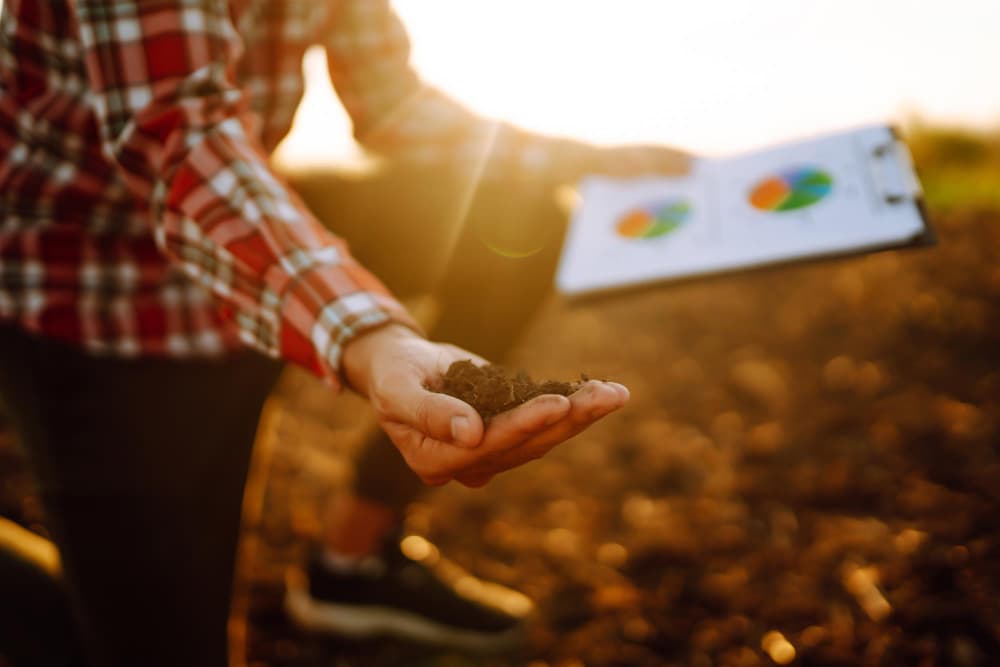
top-left (322, 0), bottom-right (597, 182)
top-left (73, 0), bottom-right (420, 387)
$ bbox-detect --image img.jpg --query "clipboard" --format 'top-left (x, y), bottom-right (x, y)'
top-left (556, 125), bottom-right (934, 298)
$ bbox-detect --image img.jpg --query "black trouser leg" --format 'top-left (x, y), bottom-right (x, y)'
top-left (0, 325), bottom-right (282, 667)
top-left (0, 539), bottom-right (85, 666)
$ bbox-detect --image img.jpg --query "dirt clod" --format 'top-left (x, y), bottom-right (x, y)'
top-left (433, 360), bottom-right (583, 420)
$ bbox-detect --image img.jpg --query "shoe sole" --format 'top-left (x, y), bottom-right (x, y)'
top-left (284, 577), bottom-right (524, 653)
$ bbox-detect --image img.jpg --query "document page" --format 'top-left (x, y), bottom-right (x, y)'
top-left (557, 126), bottom-right (931, 297)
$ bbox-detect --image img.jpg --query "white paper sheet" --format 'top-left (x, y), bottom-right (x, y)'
top-left (556, 125), bottom-right (930, 297)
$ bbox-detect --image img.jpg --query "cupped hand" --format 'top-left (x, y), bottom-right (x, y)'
top-left (341, 324), bottom-right (629, 487)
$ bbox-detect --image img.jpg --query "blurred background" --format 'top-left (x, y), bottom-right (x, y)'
top-left (2, 1), bottom-right (999, 666)
top-left (275, 0), bottom-right (1000, 168)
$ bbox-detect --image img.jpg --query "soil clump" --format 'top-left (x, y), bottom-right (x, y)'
top-left (433, 360), bottom-right (583, 420)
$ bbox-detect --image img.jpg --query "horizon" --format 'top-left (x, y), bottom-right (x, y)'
top-left (276, 0), bottom-right (1000, 167)
top-left (1, 0), bottom-right (995, 166)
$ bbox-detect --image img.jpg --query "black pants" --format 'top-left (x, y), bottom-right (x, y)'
top-left (0, 325), bottom-right (282, 666)
top-left (0, 165), bottom-right (567, 665)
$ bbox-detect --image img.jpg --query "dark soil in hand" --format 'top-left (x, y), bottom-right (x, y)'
top-left (433, 360), bottom-right (583, 420)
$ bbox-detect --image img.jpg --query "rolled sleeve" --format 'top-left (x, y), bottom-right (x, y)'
top-left (74, 0), bottom-right (419, 387)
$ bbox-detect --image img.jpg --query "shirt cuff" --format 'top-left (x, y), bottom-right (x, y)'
top-left (275, 262), bottom-right (423, 391)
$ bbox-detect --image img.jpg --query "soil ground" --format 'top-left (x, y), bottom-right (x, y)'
top-left (1, 128), bottom-right (998, 666)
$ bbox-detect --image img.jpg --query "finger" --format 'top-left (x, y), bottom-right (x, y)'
top-left (425, 394), bottom-right (571, 483)
top-left (441, 393), bottom-right (577, 481)
top-left (644, 147), bottom-right (692, 175)
top-left (381, 422), bottom-right (463, 485)
top-left (569, 380), bottom-right (630, 420)
top-left (639, 146), bottom-right (692, 175)
top-left (377, 376), bottom-right (484, 448)
top-left (478, 393), bottom-right (572, 455)
top-left (463, 382), bottom-right (628, 475)
top-left (605, 381), bottom-right (630, 403)
top-left (390, 385), bottom-right (614, 486)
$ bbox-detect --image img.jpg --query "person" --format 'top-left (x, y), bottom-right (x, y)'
top-left (0, 1), bottom-right (687, 664)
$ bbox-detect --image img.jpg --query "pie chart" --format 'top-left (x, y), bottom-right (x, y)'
top-left (615, 199), bottom-right (691, 240)
top-left (749, 166), bottom-right (833, 212)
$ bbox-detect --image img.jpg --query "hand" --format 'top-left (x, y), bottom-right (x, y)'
top-left (341, 324), bottom-right (630, 487)
top-left (585, 142), bottom-right (693, 178)
top-left (547, 139), bottom-right (693, 187)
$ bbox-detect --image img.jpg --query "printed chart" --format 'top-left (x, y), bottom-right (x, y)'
top-left (748, 166), bottom-right (834, 212)
top-left (557, 126), bottom-right (929, 296)
top-left (615, 200), bottom-right (691, 240)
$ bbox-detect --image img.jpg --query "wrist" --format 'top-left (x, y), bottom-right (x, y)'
top-left (341, 323), bottom-right (421, 396)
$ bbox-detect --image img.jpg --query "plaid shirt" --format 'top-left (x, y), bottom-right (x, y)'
top-left (0, 0), bottom-right (583, 387)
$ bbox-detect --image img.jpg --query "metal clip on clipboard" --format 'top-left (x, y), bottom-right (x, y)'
top-left (870, 139), bottom-right (923, 205)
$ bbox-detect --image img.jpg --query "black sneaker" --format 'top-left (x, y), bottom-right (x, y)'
top-left (284, 534), bottom-right (533, 652)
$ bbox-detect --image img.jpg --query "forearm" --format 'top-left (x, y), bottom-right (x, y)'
top-left (75, 0), bottom-right (419, 386)
top-left (322, 0), bottom-right (602, 184)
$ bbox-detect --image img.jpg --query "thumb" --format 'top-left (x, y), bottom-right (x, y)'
top-left (379, 377), bottom-right (484, 448)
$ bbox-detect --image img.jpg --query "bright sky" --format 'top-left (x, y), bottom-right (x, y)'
top-left (276, 0), bottom-right (1000, 168)
top-left (2, 0), bottom-right (993, 164)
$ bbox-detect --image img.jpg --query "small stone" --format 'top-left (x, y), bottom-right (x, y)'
top-left (823, 355), bottom-right (858, 392)
top-left (622, 615), bottom-right (653, 642)
top-left (746, 421), bottom-right (786, 456)
top-left (855, 361), bottom-right (885, 396)
top-left (544, 528), bottom-right (580, 557)
top-left (731, 360), bottom-right (789, 412)
top-left (591, 584), bottom-right (640, 611)
top-left (935, 397), bottom-right (985, 439)
top-left (761, 630), bottom-right (796, 665)
top-left (596, 542), bottom-right (628, 568)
